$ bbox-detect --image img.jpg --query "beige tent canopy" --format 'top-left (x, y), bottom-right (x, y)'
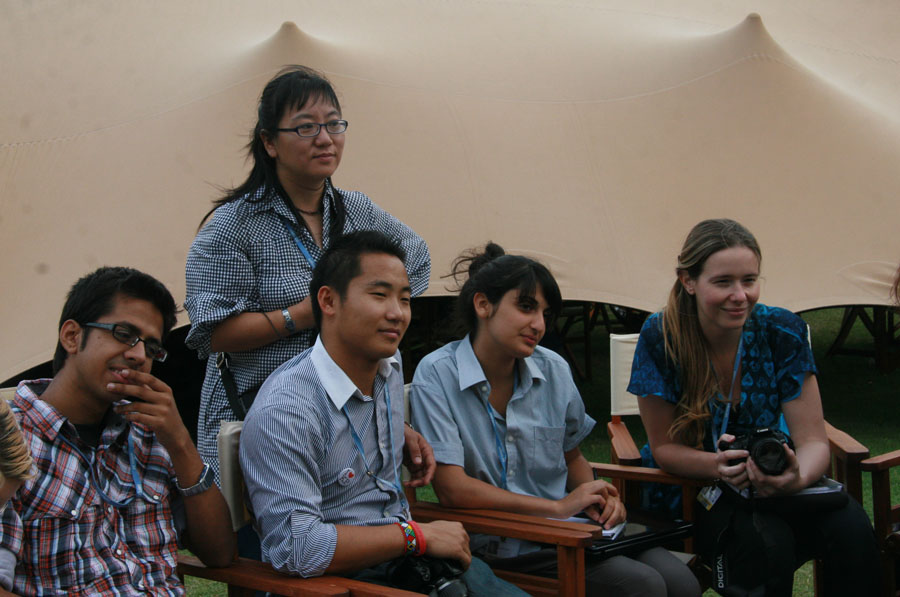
top-left (3, 1), bottom-right (900, 381)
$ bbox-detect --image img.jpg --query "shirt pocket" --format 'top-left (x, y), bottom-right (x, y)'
top-left (251, 237), bottom-right (311, 310)
top-left (531, 426), bottom-right (566, 475)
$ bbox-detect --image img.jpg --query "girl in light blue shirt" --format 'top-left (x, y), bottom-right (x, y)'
top-left (411, 242), bottom-right (699, 597)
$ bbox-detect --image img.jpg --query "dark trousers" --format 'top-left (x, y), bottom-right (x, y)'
top-left (695, 491), bottom-right (881, 596)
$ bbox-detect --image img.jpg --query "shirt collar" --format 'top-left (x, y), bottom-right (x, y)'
top-left (15, 380), bottom-right (131, 445)
top-left (309, 336), bottom-right (400, 410)
top-left (245, 182), bottom-right (336, 219)
top-left (454, 334), bottom-right (546, 392)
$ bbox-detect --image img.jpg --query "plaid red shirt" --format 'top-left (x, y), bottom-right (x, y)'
top-left (0, 381), bottom-right (185, 596)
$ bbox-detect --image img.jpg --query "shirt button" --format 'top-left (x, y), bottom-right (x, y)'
top-left (480, 384), bottom-right (488, 393)
top-left (153, 494), bottom-right (160, 501)
top-left (70, 509), bottom-right (77, 516)
top-left (116, 549), bottom-right (123, 556)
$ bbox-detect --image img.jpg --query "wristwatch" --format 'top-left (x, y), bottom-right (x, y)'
top-left (176, 463), bottom-right (214, 497)
top-left (282, 308), bottom-right (296, 334)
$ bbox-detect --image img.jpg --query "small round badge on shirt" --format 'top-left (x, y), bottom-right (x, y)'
top-left (338, 467), bottom-right (356, 486)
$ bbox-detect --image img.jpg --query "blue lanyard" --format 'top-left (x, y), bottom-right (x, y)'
top-left (481, 369), bottom-right (519, 489)
top-left (342, 384), bottom-right (407, 512)
top-left (277, 215), bottom-right (317, 268)
top-left (716, 334), bottom-right (744, 444)
top-left (59, 430), bottom-right (145, 508)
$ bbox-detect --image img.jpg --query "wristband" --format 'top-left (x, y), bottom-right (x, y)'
top-left (281, 308), bottom-right (296, 334)
top-left (395, 521), bottom-right (418, 556)
top-left (408, 520), bottom-right (426, 556)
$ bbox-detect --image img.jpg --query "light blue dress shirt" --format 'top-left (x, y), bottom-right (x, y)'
top-left (410, 336), bottom-right (595, 502)
top-left (240, 337), bottom-right (408, 578)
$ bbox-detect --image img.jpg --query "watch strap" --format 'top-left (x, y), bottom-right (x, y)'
top-left (281, 308), bottom-right (296, 334)
top-left (176, 463), bottom-right (214, 497)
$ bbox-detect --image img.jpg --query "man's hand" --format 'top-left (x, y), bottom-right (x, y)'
top-left (109, 369), bottom-right (192, 454)
top-left (403, 425), bottom-right (436, 487)
top-left (418, 520), bottom-right (471, 569)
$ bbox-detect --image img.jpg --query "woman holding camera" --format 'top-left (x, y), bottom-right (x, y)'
top-left (630, 218), bottom-right (880, 595)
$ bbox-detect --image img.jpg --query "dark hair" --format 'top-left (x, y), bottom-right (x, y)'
top-left (53, 267), bottom-right (178, 374)
top-left (200, 65), bottom-right (347, 237)
top-left (450, 242), bottom-right (563, 337)
top-left (309, 231), bottom-right (408, 328)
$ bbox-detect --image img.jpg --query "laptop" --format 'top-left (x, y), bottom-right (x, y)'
top-left (580, 511), bottom-right (693, 558)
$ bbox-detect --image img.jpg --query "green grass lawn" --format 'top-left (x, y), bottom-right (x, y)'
top-left (185, 306), bottom-right (898, 595)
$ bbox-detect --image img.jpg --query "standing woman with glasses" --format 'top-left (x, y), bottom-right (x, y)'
top-left (630, 219), bottom-right (880, 595)
top-left (185, 66), bottom-right (432, 488)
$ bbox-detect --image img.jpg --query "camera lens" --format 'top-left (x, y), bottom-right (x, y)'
top-left (752, 438), bottom-right (787, 475)
top-left (435, 577), bottom-right (469, 597)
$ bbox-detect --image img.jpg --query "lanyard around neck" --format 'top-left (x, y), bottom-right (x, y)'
top-left (480, 367), bottom-right (519, 490)
top-left (277, 215), bottom-right (317, 268)
top-left (715, 334), bottom-right (744, 443)
top-left (341, 383), bottom-right (408, 514)
top-left (59, 430), bottom-right (145, 508)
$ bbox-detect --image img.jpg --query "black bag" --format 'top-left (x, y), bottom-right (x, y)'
top-left (215, 352), bottom-right (259, 420)
top-left (698, 480), bottom-right (849, 595)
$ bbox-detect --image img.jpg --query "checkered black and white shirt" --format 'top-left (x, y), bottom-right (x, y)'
top-left (185, 183), bottom-right (430, 482)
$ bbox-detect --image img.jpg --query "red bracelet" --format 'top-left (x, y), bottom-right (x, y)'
top-left (395, 521), bottom-right (417, 555)
top-left (408, 520), bottom-right (426, 557)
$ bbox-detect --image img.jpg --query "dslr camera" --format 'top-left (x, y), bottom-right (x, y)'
top-left (717, 427), bottom-right (795, 476)
top-left (387, 555), bottom-right (468, 597)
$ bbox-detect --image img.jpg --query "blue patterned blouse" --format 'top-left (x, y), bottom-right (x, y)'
top-left (627, 303), bottom-right (816, 514)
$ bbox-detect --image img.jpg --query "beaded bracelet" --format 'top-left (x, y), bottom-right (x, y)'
top-left (396, 521), bottom-right (418, 555)
top-left (408, 520), bottom-right (426, 556)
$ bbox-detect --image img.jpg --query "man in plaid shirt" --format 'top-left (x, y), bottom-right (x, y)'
top-left (0, 267), bottom-right (235, 595)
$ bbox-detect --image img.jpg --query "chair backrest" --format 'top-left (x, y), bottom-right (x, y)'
top-left (1, 387), bottom-right (16, 402)
top-left (217, 420), bottom-right (251, 532)
top-left (609, 333), bottom-right (641, 419)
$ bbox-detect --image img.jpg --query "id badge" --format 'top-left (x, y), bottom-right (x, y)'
top-left (494, 537), bottom-right (526, 559)
top-left (697, 485), bottom-right (723, 511)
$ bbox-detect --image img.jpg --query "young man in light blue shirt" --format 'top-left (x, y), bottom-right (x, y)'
top-left (241, 230), bottom-right (526, 595)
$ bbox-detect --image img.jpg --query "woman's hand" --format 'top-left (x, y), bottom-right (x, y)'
top-left (558, 480), bottom-right (626, 528)
top-left (746, 443), bottom-right (802, 496)
top-left (715, 433), bottom-right (751, 490)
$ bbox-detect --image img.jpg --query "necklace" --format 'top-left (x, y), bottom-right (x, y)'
top-left (296, 205), bottom-right (322, 216)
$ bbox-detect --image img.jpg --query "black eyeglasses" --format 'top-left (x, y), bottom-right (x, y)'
top-left (83, 322), bottom-right (168, 363)
top-left (275, 120), bottom-right (349, 138)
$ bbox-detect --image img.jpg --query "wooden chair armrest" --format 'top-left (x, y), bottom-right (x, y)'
top-left (589, 462), bottom-right (709, 488)
top-left (861, 449), bottom-right (900, 472)
top-left (177, 554), bottom-right (421, 597)
top-left (607, 421), bottom-right (642, 465)
top-left (410, 502), bottom-right (598, 545)
top-left (825, 421), bottom-right (870, 463)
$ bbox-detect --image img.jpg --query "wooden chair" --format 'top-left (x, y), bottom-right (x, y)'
top-left (861, 448), bottom-right (900, 596)
top-left (603, 332), bottom-right (871, 594)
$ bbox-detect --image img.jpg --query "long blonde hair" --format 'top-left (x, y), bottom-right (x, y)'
top-left (661, 219), bottom-right (761, 448)
top-left (0, 399), bottom-right (33, 487)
